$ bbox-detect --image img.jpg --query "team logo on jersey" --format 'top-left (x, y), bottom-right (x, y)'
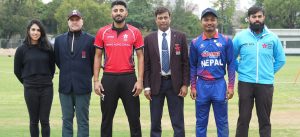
top-left (262, 43), bottom-right (268, 48)
top-left (216, 42), bottom-right (223, 47)
top-left (201, 50), bottom-right (220, 58)
top-left (123, 34), bottom-right (128, 41)
top-left (263, 42), bottom-right (273, 49)
top-left (200, 44), bottom-right (205, 48)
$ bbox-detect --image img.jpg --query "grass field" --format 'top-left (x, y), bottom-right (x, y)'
top-left (0, 55), bottom-right (299, 137)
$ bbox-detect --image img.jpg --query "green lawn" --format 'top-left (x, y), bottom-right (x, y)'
top-left (0, 55), bottom-right (299, 137)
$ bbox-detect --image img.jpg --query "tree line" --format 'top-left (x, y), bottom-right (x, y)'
top-left (0, 0), bottom-right (299, 48)
top-left (0, 0), bottom-right (201, 48)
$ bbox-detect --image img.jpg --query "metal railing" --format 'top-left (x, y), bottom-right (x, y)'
top-left (0, 39), bottom-right (24, 49)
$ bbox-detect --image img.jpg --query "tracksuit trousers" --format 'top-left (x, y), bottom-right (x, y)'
top-left (195, 78), bottom-right (228, 137)
top-left (100, 73), bottom-right (141, 137)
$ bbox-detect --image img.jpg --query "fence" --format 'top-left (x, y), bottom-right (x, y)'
top-left (0, 39), bottom-right (23, 49)
top-left (235, 29), bottom-right (300, 55)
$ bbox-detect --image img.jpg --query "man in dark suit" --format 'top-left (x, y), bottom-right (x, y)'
top-left (54, 9), bottom-right (95, 137)
top-left (144, 7), bottom-right (189, 137)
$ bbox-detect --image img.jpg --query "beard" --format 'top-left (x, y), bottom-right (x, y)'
top-left (113, 15), bottom-right (125, 23)
top-left (250, 22), bottom-right (264, 32)
top-left (205, 26), bottom-right (216, 32)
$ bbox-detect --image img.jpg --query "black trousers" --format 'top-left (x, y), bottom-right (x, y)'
top-left (24, 86), bottom-right (53, 137)
top-left (235, 81), bottom-right (274, 137)
top-left (150, 78), bottom-right (185, 137)
top-left (100, 73), bottom-right (141, 137)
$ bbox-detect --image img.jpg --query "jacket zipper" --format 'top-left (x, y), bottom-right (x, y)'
top-left (256, 40), bottom-right (259, 83)
top-left (249, 28), bottom-right (269, 83)
top-left (71, 33), bottom-right (74, 54)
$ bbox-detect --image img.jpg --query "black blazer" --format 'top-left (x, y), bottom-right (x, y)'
top-left (144, 30), bottom-right (189, 95)
top-left (54, 31), bottom-right (95, 94)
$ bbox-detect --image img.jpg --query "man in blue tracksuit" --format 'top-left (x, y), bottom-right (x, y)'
top-left (233, 6), bottom-right (286, 137)
top-left (190, 8), bottom-right (235, 137)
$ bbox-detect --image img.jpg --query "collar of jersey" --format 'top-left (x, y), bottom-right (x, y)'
top-left (112, 22), bottom-right (128, 31)
top-left (202, 31), bottom-right (219, 40)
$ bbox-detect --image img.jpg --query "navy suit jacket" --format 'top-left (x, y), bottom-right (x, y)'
top-left (54, 31), bottom-right (95, 94)
top-left (144, 30), bottom-right (189, 95)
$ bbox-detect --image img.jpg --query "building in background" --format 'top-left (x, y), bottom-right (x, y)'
top-left (236, 29), bottom-right (300, 55)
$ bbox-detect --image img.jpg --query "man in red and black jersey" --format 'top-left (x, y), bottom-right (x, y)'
top-left (93, 1), bottom-right (144, 137)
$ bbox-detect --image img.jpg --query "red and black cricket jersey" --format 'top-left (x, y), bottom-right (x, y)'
top-left (94, 24), bottom-right (144, 73)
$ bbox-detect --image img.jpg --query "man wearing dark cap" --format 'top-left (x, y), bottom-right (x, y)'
top-left (54, 9), bottom-right (95, 137)
top-left (189, 7), bottom-right (235, 137)
top-left (93, 1), bottom-right (143, 137)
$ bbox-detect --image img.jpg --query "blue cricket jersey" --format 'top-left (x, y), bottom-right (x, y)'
top-left (190, 32), bottom-right (235, 90)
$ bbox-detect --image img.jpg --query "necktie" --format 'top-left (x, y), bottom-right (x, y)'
top-left (162, 32), bottom-right (170, 73)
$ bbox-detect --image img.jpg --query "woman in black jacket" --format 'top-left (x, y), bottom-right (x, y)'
top-left (14, 19), bottom-right (55, 137)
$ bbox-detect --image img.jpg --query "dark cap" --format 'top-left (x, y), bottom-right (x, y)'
top-left (68, 10), bottom-right (82, 20)
top-left (201, 8), bottom-right (218, 19)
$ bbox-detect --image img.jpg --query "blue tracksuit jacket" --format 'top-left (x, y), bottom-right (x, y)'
top-left (233, 27), bottom-right (286, 84)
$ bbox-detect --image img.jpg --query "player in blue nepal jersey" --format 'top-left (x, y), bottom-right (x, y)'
top-left (189, 8), bottom-right (235, 137)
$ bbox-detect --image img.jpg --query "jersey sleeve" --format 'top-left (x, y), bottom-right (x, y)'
top-left (226, 38), bottom-right (236, 90)
top-left (189, 39), bottom-right (198, 90)
top-left (233, 34), bottom-right (240, 71)
top-left (134, 29), bottom-right (144, 49)
top-left (94, 28), bottom-right (104, 49)
top-left (273, 35), bottom-right (286, 73)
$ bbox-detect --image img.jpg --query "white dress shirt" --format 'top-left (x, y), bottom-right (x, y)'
top-left (144, 28), bottom-right (172, 91)
top-left (158, 28), bottom-right (171, 76)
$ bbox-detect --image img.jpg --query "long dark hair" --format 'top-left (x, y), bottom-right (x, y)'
top-left (24, 19), bottom-right (52, 51)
